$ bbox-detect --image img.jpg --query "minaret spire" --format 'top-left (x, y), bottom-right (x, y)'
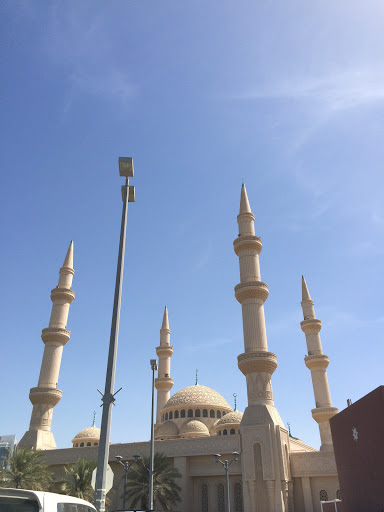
top-left (155, 307), bottom-right (174, 423)
top-left (19, 242), bottom-right (76, 450)
top-left (300, 276), bottom-right (338, 451)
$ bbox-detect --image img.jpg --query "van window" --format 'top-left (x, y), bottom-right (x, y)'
top-left (58, 504), bottom-right (94, 512)
top-left (0, 497), bottom-right (39, 511)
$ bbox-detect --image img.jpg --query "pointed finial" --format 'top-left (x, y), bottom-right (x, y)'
top-left (287, 421), bottom-right (292, 437)
top-left (92, 411), bottom-right (96, 427)
top-left (239, 184), bottom-right (252, 214)
top-left (161, 306), bottom-right (169, 330)
top-left (195, 369), bottom-right (198, 385)
top-left (301, 275), bottom-right (312, 301)
top-left (233, 393), bottom-right (237, 411)
top-left (62, 241), bottom-right (74, 269)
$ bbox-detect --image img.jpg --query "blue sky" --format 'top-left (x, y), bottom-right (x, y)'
top-left (1, 0), bottom-right (384, 451)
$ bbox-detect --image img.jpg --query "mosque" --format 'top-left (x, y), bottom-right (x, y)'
top-left (18, 185), bottom-right (340, 512)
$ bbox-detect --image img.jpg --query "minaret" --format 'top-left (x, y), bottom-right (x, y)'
top-left (300, 275), bottom-right (338, 451)
top-left (234, 186), bottom-right (288, 512)
top-left (19, 242), bottom-right (75, 450)
top-left (234, 185), bottom-right (282, 425)
top-left (155, 307), bottom-right (174, 423)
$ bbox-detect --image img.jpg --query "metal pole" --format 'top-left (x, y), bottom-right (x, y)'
top-left (123, 464), bottom-right (128, 510)
top-left (225, 461), bottom-right (231, 512)
top-left (94, 178), bottom-right (130, 512)
top-left (149, 360), bottom-right (157, 511)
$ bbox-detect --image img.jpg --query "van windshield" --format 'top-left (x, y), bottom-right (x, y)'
top-left (0, 497), bottom-right (39, 512)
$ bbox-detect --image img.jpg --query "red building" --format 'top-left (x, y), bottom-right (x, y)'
top-left (329, 385), bottom-right (384, 512)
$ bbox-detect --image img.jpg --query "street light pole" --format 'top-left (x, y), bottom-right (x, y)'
top-left (115, 455), bottom-right (140, 510)
top-left (94, 158), bottom-right (135, 512)
top-left (149, 359), bottom-right (157, 511)
top-left (214, 452), bottom-right (239, 512)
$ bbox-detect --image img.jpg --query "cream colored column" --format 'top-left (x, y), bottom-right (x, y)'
top-left (301, 477), bottom-right (313, 512)
top-left (19, 242), bottom-right (75, 450)
top-left (300, 276), bottom-right (338, 452)
top-left (155, 307), bottom-right (174, 423)
top-left (234, 185), bottom-right (277, 409)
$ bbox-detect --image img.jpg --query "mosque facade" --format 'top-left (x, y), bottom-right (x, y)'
top-left (19, 186), bottom-right (340, 512)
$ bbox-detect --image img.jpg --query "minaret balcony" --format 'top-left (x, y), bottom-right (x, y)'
top-left (304, 354), bottom-right (329, 370)
top-left (156, 345), bottom-right (173, 357)
top-left (41, 327), bottom-right (71, 345)
top-left (311, 406), bottom-right (339, 423)
top-left (50, 288), bottom-right (76, 304)
top-left (234, 281), bottom-right (269, 303)
top-left (29, 387), bottom-right (62, 406)
top-left (300, 318), bottom-right (321, 334)
top-left (233, 235), bottom-right (262, 255)
top-left (155, 377), bottom-right (174, 391)
top-left (238, 351), bottom-right (277, 376)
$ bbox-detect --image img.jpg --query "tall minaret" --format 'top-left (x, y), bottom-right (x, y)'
top-left (155, 307), bottom-right (174, 423)
top-left (234, 185), bottom-right (282, 425)
top-left (300, 276), bottom-right (338, 451)
top-left (19, 242), bottom-right (75, 450)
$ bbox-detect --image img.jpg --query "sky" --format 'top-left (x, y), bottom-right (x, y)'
top-left (1, 0), bottom-right (384, 451)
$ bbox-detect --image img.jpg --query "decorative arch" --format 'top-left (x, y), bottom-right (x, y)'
top-left (217, 482), bottom-right (225, 512)
top-left (320, 490), bottom-right (328, 501)
top-left (336, 489), bottom-right (342, 500)
top-left (234, 481), bottom-right (243, 512)
top-left (201, 483), bottom-right (208, 512)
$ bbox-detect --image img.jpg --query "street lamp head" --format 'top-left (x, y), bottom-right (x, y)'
top-left (214, 454), bottom-right (221, 463)
top-left (150, 359), bottom-right (158, 370)
top-left (115, 455), bottom-right (123, 463)
top-left (133, 454), bottom-right (140, 464)
top-left (232, 451), bottom-right (239, 461)
top-left (118, 157), bottom-right (134, 178)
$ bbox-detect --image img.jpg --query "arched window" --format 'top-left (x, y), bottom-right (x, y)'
top-left (217, 483), bottom-right (225, 512)
top-left (195, 409), bottom-right (201, 417)
top-left (201, 483), bottom-right (208, 512)
top-left (75, 443), bottom-right (78, 447)
top-left (174, 410), bottom-right (179, 419)
top-left (188, 409), bottom-right (193, 417)
top-left (181, 409), bottom-right (186, 418)
top-left (217, 411), bottom-right (222, 419)
top-left (87, 442), bottom-right (91, 446)
top-left (94, 442), bottom-right (98, 446)
top-left (80, 442), bottom-right (84, 447)
top-left (165, 412), bottom-right (169, 421)
top-left (169, 411), bottom-right (173, 420)
top-left (203, 409), bottom-right (208, 417)
top-left (218, 430), bottom-right (222, 436)
top-left (222, 411), bottom-right (226, 416)
top-left (320, 490), bottom-right (328, 502)
top-left (336, 490), bottom-right (342, 500)
top-left (234, 482), bottom-right (243, 512)
top-left (210, 409), bottom-right (215, 418)
top-left (230, 428), bottom-right (235, 435)
top-left (223, 429), bottom-right (228, 435)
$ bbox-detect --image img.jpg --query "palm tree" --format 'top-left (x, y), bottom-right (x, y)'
top-left (63, 458), bottom-right (96, 502)
top-left (125, 452), bottom-right (181, 511)
top-left (0, 447), bottom-right (52, 491)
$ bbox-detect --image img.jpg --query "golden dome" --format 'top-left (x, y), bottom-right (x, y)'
top-left (163, 385), bottom-right (232, 411)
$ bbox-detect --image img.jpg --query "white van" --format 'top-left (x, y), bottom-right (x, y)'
top-left (0, 488), bottom-right (96, 511)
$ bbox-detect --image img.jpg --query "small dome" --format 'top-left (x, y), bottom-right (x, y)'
top-left (72, 426), bottom-right (100, 446)
top-left (164, 385), bottom-right (232, 411)
top-left (179, 419), bottom-right (210, 437)
top-left (156, 421), bottom-right (179, 439)
top-left (215, 411), bottom-right (243, 428)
